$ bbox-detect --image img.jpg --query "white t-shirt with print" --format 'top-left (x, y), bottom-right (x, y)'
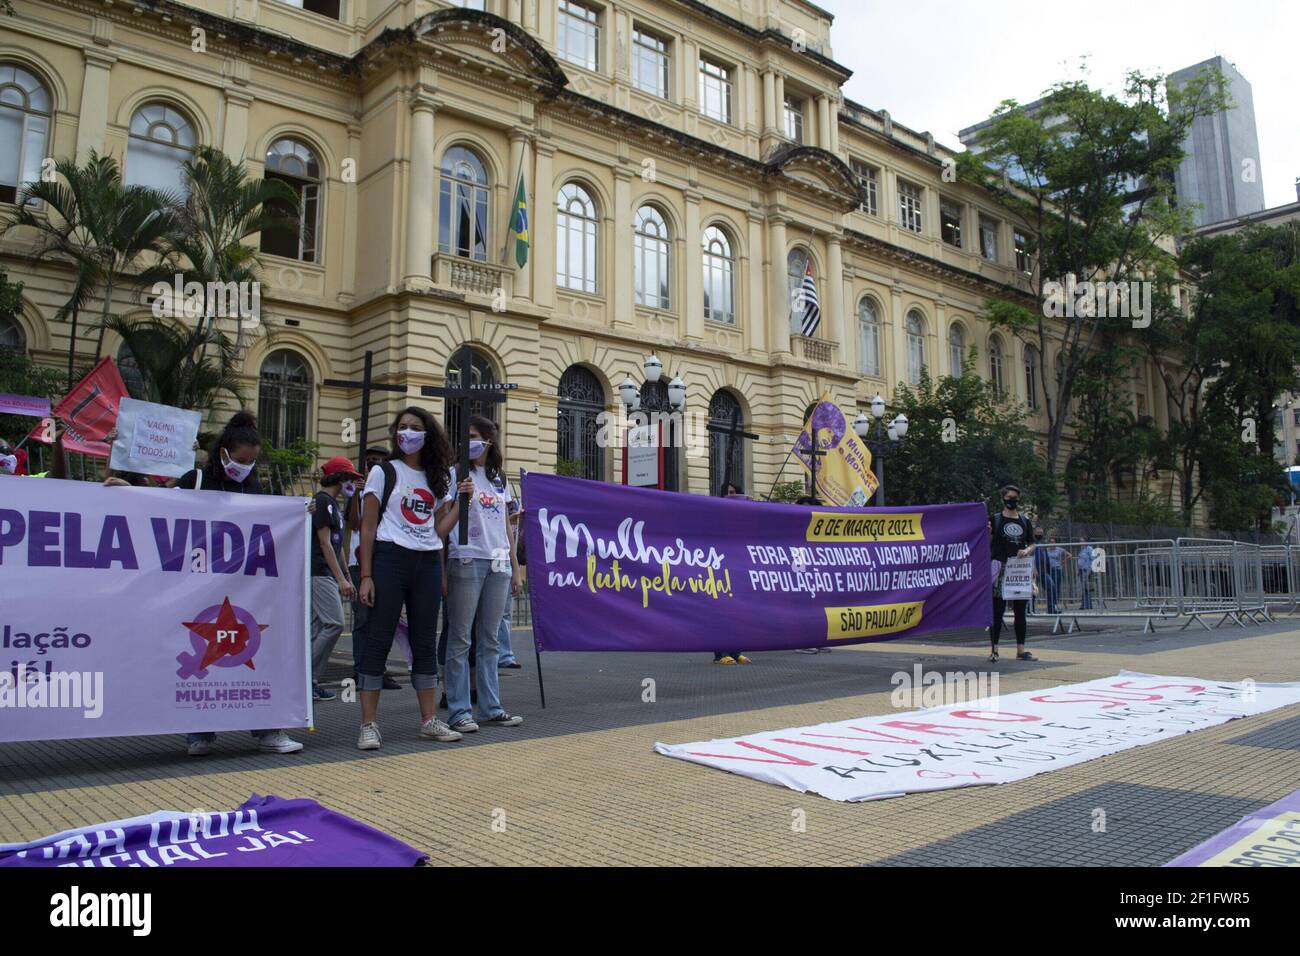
top-left (447, 465), bottom-right (514, 564)
top-left (363, 461), bottom-right (451, 552)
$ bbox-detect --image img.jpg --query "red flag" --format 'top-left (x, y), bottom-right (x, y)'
top-left (27, 357), bottom-right (129, 458)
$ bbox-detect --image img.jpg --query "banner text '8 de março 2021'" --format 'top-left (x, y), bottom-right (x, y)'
top-left (523, 473), bottom-right (991, 653)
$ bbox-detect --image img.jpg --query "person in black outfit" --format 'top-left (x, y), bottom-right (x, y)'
top-left (713, 482), bottom-right (751, 665)
top-left (989, 484), bottom-right (1038, 664)
top-left (176, 412), bottom-right (307, 756)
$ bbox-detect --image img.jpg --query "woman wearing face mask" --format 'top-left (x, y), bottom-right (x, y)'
top-left (355, 407), bottom-right (465, 750)
top-left (988, 484), bottom-right (1038, 664)
top-left (176, 411), bottom-right (306, 756)
top-left (444, 415), bottom-right (524, 735)
top-left (309, 456), bottom-right (362, 702)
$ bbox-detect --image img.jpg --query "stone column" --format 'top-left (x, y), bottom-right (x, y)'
top-left (817, 96), bottom-right (832, 151)
top-left (684, 188), bottom-right (703, 342)
top-left (825, 233), bottom-right (844, 353)
top-left (533, 141), bottom-right (556, 309)
top-left (773, 74), bottom-right (786, 136)
top-left (768, 214), bottom-right (790, 355)
top-left (74, 48), bottom-right (116, 163)
top-left (746, 211), bottom-right (766, 354)
top-left (613, 167), bottom-right (634, 326)
top-left (222, 89), bottom-right (254, 165)
top-left (508, 130), bottom-right (533, 302)
top-left (761, 70), bottom-right (776, 134)
top-left (890, 284), bottom-right (907, 394)
top-left (340, 122), bottom-right (361, 301)
top-left (403, 97), bottom-right (437, 289)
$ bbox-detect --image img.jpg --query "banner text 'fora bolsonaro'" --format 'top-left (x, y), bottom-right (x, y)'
top-left (522, 473), bottom-right (991, 653)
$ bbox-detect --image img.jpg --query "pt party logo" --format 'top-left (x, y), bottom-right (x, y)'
top-left (175, 597), bottom-right (273, 713)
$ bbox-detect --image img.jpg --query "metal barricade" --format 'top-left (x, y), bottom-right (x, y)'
top-left (1173, 538), bottom-right (1271, 629)
top-left (1031, 539), bottom-right (1180, 634)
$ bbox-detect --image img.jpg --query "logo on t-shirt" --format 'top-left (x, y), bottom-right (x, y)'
top-left (1001, 521), bottom-right (1025, 544)
top-left (401, 487), bottom-right (436, 525)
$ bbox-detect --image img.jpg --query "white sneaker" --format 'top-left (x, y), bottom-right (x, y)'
top-left (420, 718), bottom-right (463, 742)
top-left (187, 740), bottom-right (212, 757)
top-left (256, 730), bottom-right (304, 754)
top-left (357, 722), bottom-right (382, 751)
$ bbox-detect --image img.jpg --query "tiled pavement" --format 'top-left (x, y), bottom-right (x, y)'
top-left (1, 618), bottom-right (1298, 866)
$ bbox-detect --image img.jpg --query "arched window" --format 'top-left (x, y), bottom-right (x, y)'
top-left (557, 365), bottom-right (605, 481)
top-left (258, 349), bottom-right (312, 448)
top-left (702, 225), bottom-right (735, 324)
top-left (0, 314), bottom-right (26, 353)
top-left (117, 342), bottom-right (145, 399)
top-left (708, 389), bottom-right (746, 495)
top-left (261, 138), bottom-right (322, 262)
top-left (858, 298), bottom-right (881, 377)
top-left (1024, 344), bottom-right (1040, 410)
top-left (556, 182), bottom-right (598, 293)
top-left (787, 248), bottom-right (814, 333)
top-left (443, 346), bottom-right (498, 447)
top-left (0, 63), bottom-right (51, 205)
top-left (125, 102), bottom-right (196, 195)
top-left (439, 146), bottom-right (490, 262)
top-left (634, 205), bottom-right (671, 310)
top-left (906, 311), bottom-right (926, 385)
top-left (949, 324), bottom-right (966, 376)
top-left (988, 336), bottom-right (1006, 396)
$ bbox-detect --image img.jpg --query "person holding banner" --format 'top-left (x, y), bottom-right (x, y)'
top-left (310, 456), bottom-right (362, 702)
top-left (444, 416), bottom-right (525, 735)
top-left (356, 407), bottom-right (465, 749)
top-left (989, 484), bottom-right (1037, 664)
top-left (176, 412), bottom-right (306, 756)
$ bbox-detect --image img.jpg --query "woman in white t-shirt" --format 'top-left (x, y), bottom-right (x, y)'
top-left (443, 415), bottom-right (524, 734)
top-left (355, 407), bottom-right (471, 751)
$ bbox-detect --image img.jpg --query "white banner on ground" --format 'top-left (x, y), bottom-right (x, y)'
top-left (110, 397), bottom-right (201, 479)
top-left (655, 672), bottom-right (1300, 802)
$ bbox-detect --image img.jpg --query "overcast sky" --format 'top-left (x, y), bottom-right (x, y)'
top-left (820, 0), bottom-right (1299, 209)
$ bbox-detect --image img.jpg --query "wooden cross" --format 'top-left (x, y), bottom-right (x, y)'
top-left (323, 350), bottom-right (408, 475)
top-left (803, 408), bottom-right (828, 504)
top-left (706, 406), bottom-right (758, 497)
top-left (420, 349), bottom-right (517, 545)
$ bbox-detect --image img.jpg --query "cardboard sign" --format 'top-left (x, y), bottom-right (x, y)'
top-left (1000, 555), bottom-right (1035, 600)
top-left (110, 397), bottom-right (201, 478)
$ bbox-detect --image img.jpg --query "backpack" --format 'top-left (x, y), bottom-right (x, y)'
top-left (377, 461), bottom-right (398, 517)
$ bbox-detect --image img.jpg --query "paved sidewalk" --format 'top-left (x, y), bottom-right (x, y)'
top-left (1, 618), bottom-right (1297, 865)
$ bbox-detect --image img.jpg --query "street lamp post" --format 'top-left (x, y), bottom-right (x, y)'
top-left (854, 395), bottom-right (908, 507)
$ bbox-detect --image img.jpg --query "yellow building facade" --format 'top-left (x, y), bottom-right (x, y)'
top-left (1, 0), bottom-right (1163, 497)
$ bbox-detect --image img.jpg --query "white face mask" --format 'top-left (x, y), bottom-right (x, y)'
top-left (0, 454), bottom-right (16, 475)
top-left (222, 449), bottom-right (255, 483)
top-left (397, 429), bottom-right (426, 454)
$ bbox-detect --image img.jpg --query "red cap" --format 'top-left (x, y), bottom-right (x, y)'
top-left (322, 455), bottom-right (365, 480)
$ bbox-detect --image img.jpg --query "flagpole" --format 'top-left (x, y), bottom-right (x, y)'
top-left (501, 149), bottom-right (526, 266)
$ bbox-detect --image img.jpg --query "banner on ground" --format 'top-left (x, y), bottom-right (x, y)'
top-left (0, 393), bottom-right (52, 418)
top-left (1166, 789), bottom-right (1300, 867)
top-left (26, 356), bottom-right (129, 458)
top-left (110, 397), bottom-right (201, 479)
top-left (795, 393), bottom-right (879, 506)
top-left (655, 672), bottom-right (1300, 802)
top-left (0, 794), bottom-right (428, 867)
top-left (0, 479), bottom-right (309, 742)
top-left (522, 472), bottom-right (989, 652)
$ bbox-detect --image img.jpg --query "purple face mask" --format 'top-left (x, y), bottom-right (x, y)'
top-left (397, 429), bottom-right (426, 454)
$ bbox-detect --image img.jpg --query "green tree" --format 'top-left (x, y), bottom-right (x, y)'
top-left (3, 152), bottom-right (176, 385)
top-left (0, 348), bottom-right (64, 447)
top-left (965, 67), bottom-right (1229, 477)
top-left (142, 145), bottom-right (298, 358)
top-left (101, 313), bottom-right (245, 415)
top-left (886, 363), bottom-right (1056, 515)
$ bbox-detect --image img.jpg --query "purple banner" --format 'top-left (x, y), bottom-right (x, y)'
top-left (522, 473), bottom-right (991, 652)
top-left (1165, 789), bottom-right (1300, 867)
top-left (0, 393), bottom-right (51, 418)
top-left (0, 794), bottom-right (428, 867)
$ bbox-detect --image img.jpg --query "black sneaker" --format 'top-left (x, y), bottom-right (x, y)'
top-left (483, 712), bottom-right (524, 727)
top-left (438, 693), bottom-right (448, 709)
top-left (988, 651), bottom-right (999, 663)
top-left (382, 675), bottom-right (402, 690)
top-left (1017, 651), bottom-right (1038, 662)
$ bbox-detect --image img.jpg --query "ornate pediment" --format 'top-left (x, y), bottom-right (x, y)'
top-left (766, 144), bottom-right (863, 212)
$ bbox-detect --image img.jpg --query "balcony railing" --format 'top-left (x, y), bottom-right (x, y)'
top-left (793, 335), bottom-right (837, 365)
top-left (432, 253), bottom-right (512, 298)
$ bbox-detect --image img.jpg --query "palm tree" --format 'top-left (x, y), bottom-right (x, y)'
top-left (142, 146), bottom-right (299, 358)
top-left (103, 313), bottom-right (245, 414)
top-left (3, 152), bottom-right (176, 386)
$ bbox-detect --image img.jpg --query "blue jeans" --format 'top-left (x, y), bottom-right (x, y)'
top-left (1080, 571), bottom-right (1092, 609)
top-left (1046, 567), bottom-right (1061, 612)
top-left (498, 591), bottom-right (516, 665)
top-left (446, 557), bottom-right (511, 724)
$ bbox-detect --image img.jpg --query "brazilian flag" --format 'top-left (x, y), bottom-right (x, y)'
top-left (509, 172), bottom-right (529, 268)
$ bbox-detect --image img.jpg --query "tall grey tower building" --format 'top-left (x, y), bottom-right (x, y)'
top-left (1168, 56), bottom-right (1266, 228)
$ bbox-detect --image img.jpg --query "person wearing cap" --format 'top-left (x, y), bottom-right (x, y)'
top-left (310, 455), bottom-right (362, 701)
top-left (989, 483), bottom-right (1038, 664)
